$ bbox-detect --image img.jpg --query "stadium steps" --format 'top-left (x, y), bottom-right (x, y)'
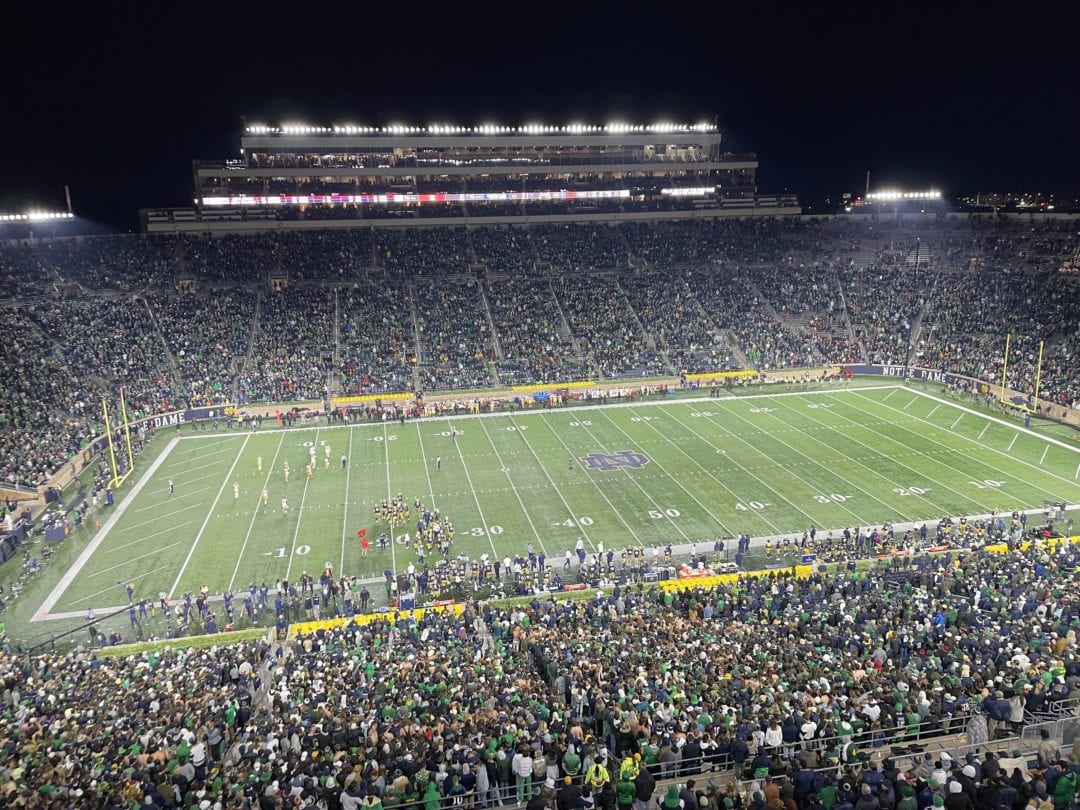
top-left (233, 291), bottom-right (263, 402)
top-left (328, 288), bottom-right (342, 396)
top-left (545, 277), bottom-right (582, 355)
top-left (612, 277), bottom-right (658, 352)
top-left (406, 283), bottom-right (424, 391)
top-left (834, 277), bottom-right (868, 362)
top-left (476, 281), bottom-right (504, 361)
top-left (136, 294), bottom-right (185, 392)
top-left (722, 330), bottom-right (753, 368)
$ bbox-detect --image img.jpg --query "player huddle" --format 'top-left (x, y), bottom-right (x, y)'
top-left (373, 495), bottom-right (456, 559)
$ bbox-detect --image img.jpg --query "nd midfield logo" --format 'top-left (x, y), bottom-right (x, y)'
top-left (582, 450), bottom-right (650, 472)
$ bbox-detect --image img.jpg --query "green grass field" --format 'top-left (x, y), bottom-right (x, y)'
top-left (32, 381), bottom-right (1080, 621)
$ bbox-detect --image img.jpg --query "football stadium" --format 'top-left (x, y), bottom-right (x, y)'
top-left (1, 108), bottom-right (1079, 808)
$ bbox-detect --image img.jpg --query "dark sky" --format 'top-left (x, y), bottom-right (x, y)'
top-left (3, 2), bottom-right (1077, 229)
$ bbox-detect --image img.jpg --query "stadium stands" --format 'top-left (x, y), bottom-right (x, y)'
top-left (1, 215), bottom-right (1078, 486)
top-left (0, 537), bottom-right (1076, 808)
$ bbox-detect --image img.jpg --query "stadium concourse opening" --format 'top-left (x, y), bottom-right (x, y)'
top-left (0, 122), bottom-right (1078, 809)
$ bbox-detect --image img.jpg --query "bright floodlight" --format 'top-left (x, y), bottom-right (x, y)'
top-left (866, 189), bottom-right (942, 201)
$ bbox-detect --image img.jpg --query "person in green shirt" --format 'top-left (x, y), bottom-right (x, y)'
top-left (424, 780), bottom-right (442, 810)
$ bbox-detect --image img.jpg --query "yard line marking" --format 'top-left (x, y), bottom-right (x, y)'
top-left (1007, 434), bottom-right (1018, 453)
top-left (725, 397), bottom-right (911, 520)
top-left (162, 457), bottom-right (232, 475)
top-left (769, 397), bottom-right (973, 517)
top-left (571, 415), bottom-right (692, 543)
top-left (381, 425), bottom-right (397, 574)
top-left (1075, 462), bottom-right (1080, 480)
top-left (977, 423), bottom-right (990, 441)
top-left (445, 419), bottom-right (501, 559)
top-left (882, 388), bottom-right (897, 402)
top-left (906, 388), bottom-right (1080, 457)
top-left (681, 408), bottom-right (817, 530)
top-left (824, 396), bottom-right (1013, 512)
top-left (1039, 445), bottom-right (1049, 466)
top-left (120, 503), bottom-right (204, 532)
top-left (477, 417), bottom-right (547, 554)
top-left (164, 445), bottom-right (241, 469)
top-left (415, 421), bottom-right (438, 508)
top-left (339, 427), bottom-right (354, 575)
top-left (172, 438), bottom-right (235, 454)
top-left (105, 521), bottom-right (194, 553)
top-left (950, 414), bottom-right (964, 429)
top-left (741, 398), bottom-right (923, 521)
top-left (927, 405), bottom-right (940, 418)
top-left (131, 486), bottom-right (212, 512)
top-left (88, 542), bottom-right (184, 578)
top-left (902, 398), bottom-right (915, 410)
top-left (285, 427), bottom-right (320, 585)
top-left (169, 433), bottom-right (250, 597)
top-left (69, 565), bottom-right (173, 606)
top-left (851, 390), bottom-right (1080, 499)
top-left (594, 408), bottom-right (734, 536)
top-left (504, 413), bottom-right (602, 548)
top-left (174, 471), bottom-right (223, 486)
top-left (34, 435), bottom-right (181, 622)
top-left (228, 431), bottom-right (286, 591)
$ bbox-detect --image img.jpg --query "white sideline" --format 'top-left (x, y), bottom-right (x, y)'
top-left (32, 436), bottom-right (181, 622)
top-left (179, 384), bottom-right (900, 441)
top-left (34, 502), bottom-right (1076, 621)
top-left (908, 388), bottom-right (1080, 456)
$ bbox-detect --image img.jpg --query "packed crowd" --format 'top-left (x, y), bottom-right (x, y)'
top-left (550, 274), bottom-right (667, 379)
top-left (414, 279), bottom-right (495, 390)
top-left (238, 288), bottom-right (334, 403)
top-left (1, 216), bottom-right (1078, 484)
top-left (1, 537), bottom-right (1077, 808)
top-left (149, 291), bottom-right (258, 406)
top-left (338, 285), bottom-right (416, 395)
top-left (484, 277), bottom-right (591, 386)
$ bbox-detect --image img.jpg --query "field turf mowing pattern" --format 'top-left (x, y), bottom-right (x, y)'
top-left (37, 383), bottom-right (1080, 618)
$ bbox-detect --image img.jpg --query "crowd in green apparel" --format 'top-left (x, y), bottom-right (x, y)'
top-left (0, 639), bottom-right (272, 808)
top-left (510, 542), bottom-right (1079, 776)
top-left (148, 292), bottom-right (258, 407)
top-left (0, 542), bottom-right (1078, 808)
top-left (414, 280), bottom-right (494, 391)
top-left (484, 276), bottom-right (591, 387)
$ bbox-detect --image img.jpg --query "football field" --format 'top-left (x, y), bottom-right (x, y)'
top-left (35, 382), bottom-right (1080, 620)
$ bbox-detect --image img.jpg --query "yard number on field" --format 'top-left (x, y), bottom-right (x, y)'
top-left (268, 545), bottom-right (310, 557)
top-left (648, 508), bottom-right (681, 519)
top-left (559, 517), bottom-right (595, 527)
top-left (813, 493), bottom-right (849, 503)
top-left (736, 501), bottom-right (767, 511)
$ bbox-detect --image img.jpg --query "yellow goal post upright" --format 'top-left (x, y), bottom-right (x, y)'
top-left (102, 386), bottom-right (137, 489)
top-left (998, 333), bottom-right (1045, 415)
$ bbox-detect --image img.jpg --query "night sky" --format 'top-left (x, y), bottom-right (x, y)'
top-left (3, 3), bottom-right (1077, 230)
